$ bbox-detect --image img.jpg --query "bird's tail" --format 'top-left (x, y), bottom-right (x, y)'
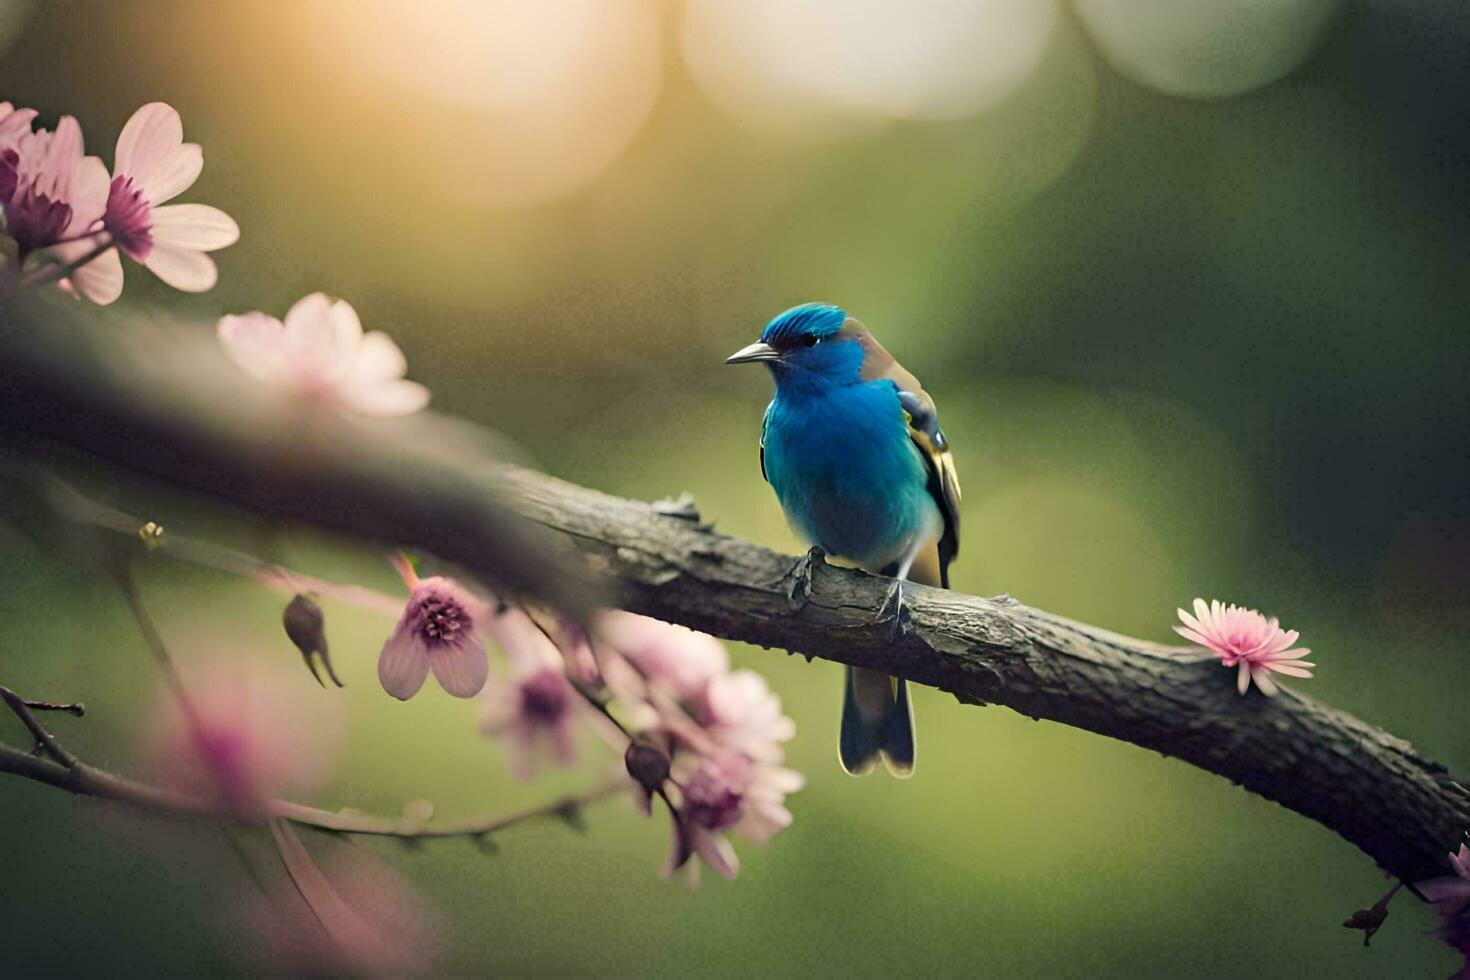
top-left (839, 666), bottom-right (915, 777)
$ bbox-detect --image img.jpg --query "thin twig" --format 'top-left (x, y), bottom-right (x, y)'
top-left (0, 685), bottom-right (78, 767)
top-left (0, 696), bottom-right (629, 841)
top-left (17, 233), bottom-right (114, 289)
top-left (271, 776), bottom-right (628, 840)
top-left (20, 698), bottom-right (85, 716)
top-left (111, 561), bottom-right (202, 725)
top-left (14, 464), bottom-right (403, 617)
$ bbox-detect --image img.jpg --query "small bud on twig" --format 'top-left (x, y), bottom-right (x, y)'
top-left (625, 741), bottom-right (671, 797)
top-left (1343, 882), bottom-right (1402, 947)
top-left (283, 593), bottom-right (343, 688)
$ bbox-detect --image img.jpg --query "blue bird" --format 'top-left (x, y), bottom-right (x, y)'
top-left (727, 303), bottom-right (961, 777)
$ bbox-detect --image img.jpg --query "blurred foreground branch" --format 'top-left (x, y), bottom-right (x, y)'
top-left (0, 687), bottom-right (625, 840)
top-left (1, 294), bottom-right (1466, 883)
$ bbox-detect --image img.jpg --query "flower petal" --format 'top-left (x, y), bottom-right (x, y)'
top-left (1417, 876), bottom-right (1470, 903)
top-left (1251, 666), bottom-right (1279, 697)
top-left (692, 829), bottom-right (740, 880)
top-left (65, 155), bottom-right (110, 233)
top-left (0, 106), bottom-right (37, 146)
top-left (1236, 661), bottom-right (1251, 695)
top-left (57, 241), bottom-right (123, 305)
top-left (346, 332), bottom-right (409, 385)
top-left (1450, 845), bottom-right (1470, 880)
top-left (284, 293), bottom-right (354, 379)
top-left (378, 635), bottom-right (430, 700)
top-left (429, 638), bottom-right (489, 698)
top-left (143, 244), bottom-right (217, 291)
top-left (115, 103), bottom-right (202, 203)
top-left (1172, 625), bottom-right (1215, 649)
top-left (340, 379), bottom-right (430, 417)
top-left (149, 203), bottom-right (239, 251)
top-left (218, 311), bottom-right (287, 379)
top-left (1265, 664), bottom-right (1313, 679)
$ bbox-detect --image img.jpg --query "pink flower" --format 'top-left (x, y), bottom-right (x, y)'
top-left (93, 102), bottom-right (238, 297)
top-left (0, 104), bottom-right (110, 292)
top-left (144, 660), bottom-right (340, 816)
top-left (667, 751), bottom-right (803, 885)
top-left (697, 668), bottom-right (796, 763)
top-left (598, 611), bottom-right (729, 700)
top-left (1174, 597), bottom-right (1316, 696)
top-left (218, 293), bottom-right (431, 416)
top-left (1417, 843), bottom-right (1470, 969)
top-left (479, 605), bottom-right (581, 780)
top-left (378, 556), bottom-right (489, 700)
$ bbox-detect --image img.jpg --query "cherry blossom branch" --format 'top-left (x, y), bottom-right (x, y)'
top-left (2, 296), bottom-right (1467, 883)
top-left (0, 684), bottom-right (627, 840)
top-left (272, 777), bottom-right (627, 840)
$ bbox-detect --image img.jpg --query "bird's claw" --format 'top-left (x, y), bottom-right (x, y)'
top-left (875, 578), bottom-right (912, 636)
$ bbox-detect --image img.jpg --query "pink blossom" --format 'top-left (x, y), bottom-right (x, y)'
top-left (478, 605), bottom-right (581, 780)
top-left (144, 660), bottom-right (340, 816)
top-left (1417, 843), bottom-right (1470, 970)
top-left (1174, 597), bottom-right (1316, 696)
top-left (667, 751), bottom-right (804, 885)
top-left (480, 664), bottom-right (579, 781)
top-left (696, 668), bottom-right (796, 763)
top-left (378, 557), bottom-right (489, 700)
top-left (0, 104), bottom-right (110, 293)
top-left (93, 102), bottom-right (238, 297)
top-left (598, 611), bottom-right (729, 700)
top-left (218, 293), bottom-right (431, 416)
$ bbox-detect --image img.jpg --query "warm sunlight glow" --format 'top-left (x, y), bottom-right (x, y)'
top-left (681, 0), bottom-right (1060, 138)
top-left (305, 0), bottom-right (662, 207)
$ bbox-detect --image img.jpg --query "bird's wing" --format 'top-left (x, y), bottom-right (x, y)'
top-left (759, 400), bottom-right (772, 483)
top-left (847, 319), bottom-right (962, 587)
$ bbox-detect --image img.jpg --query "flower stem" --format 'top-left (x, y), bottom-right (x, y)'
top-left (18, 232), bottom-right (115, 289)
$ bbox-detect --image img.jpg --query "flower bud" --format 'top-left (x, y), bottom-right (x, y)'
top-left (283, 593), bottom-right (343, 688)
top-left (624, 740), bottom-right (671, 795)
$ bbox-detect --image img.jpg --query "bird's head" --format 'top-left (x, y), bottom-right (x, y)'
top-left (725, 302), bottom-right (865, 386)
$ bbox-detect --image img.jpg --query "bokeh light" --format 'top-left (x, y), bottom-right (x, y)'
top-left (681, 0), bottom-right (1060, 138)
top-left (1072, 0), bottom-right (1343, 98)
top-left (304, 0), bottom-right (663, 208)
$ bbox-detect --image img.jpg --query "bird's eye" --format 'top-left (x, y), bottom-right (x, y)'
top-left (802, 334), bottom-right (820, 347)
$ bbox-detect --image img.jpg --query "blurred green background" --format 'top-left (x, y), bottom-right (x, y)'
top-left (2, 0), bottom-right (1468, 975)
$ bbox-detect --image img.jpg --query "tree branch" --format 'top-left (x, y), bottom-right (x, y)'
top-left (1, 294), bottom-right (1466, 883)
top-left (0, 689), bottom-right (627, 841)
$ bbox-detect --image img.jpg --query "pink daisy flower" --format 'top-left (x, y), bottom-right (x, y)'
top-left (218, 293), bottom-right (431, 416)
top-left (378, 556), bottom-right (490, 700)
top-left (92, 102), bottom-right (238, 299)
top-left (598, 611), bottom-right (729, 700)
top-left (144, 659), bottom-right (340, 816)
top-left (1174, 597), bottom-right (1316, 696)
top-left (1417, 843), bottom-right (1470, 971)
top-left (667, 751), bottom-right (803, 885)
top-left (0, 104), bottom-right (111, 292)
top-left (478, 605), bottom-right (580, 780)
top-left (695, 668), bottom-right (796, 764)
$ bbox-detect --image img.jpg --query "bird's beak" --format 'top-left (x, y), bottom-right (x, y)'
top-left (725, 341), bottom-right (780, 365)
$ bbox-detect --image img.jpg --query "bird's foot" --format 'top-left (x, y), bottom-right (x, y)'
top-left (875, 578), bottom-right (912, 637)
